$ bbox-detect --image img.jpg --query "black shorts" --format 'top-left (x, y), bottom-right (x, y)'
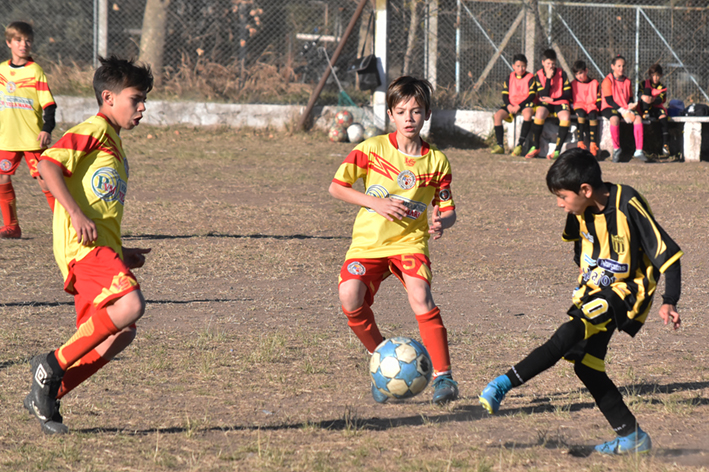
top-left (601, 108), bottom-right (620, 120)
top-left (538, 103), bottom-right (570, 115)
top-left (499, 102), bottom-right (534, 113)
top-left (573, 108), bottom-right (598, 120)
top-left (642, 106), bottom-right (667, 119)
top-left (562, 288), bottom-right (626, 371)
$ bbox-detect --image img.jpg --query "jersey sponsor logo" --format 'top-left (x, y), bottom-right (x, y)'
top-left (611, 234), bottom-right (626, 254)
top-left (397, 170), bottom-right (416, 190)
top-left (6, 81), bottom-right (16, 93)
top-left (0, 159), bottom-right (11, 172)
top-left (438, 189), bottom-right (452, 202)
top-left (581, 266), bottom-right (616, 289)
top-left (347, 261), bottom-right (366, 276)
top-left (390, 195), bottom-right (427, 220)
top-left (581, 231), bottom-right (594, 243)
top-left (597, 258), bottom-right (628, 274)
top-left (91, 167), bottom-right (127, 204)
top-left (0, 91), bottom-right (34, 111)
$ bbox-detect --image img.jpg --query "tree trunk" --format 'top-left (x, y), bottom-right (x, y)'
top-left (403, 0), bottom-right (419, 76)
top-left (139, 0), bottom-right (170, 86)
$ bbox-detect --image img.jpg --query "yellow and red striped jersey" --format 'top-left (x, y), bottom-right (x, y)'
top-left (40, 114), bottom-right (128, 281)
top-left (562, 183), bottom-right (683, 336)
top-left (332, 132), bottom-right (455, 260)
top-left (0, 59), bottom-right (55, 151)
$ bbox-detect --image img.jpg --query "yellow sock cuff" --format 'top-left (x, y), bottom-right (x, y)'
top-left (589, 120), bottom-right (598, 126)
top-left (560, 120), bottom-right (571, 127)
top-left (577, 117), bottom-right (586, 124)
top-left (534, 118), bottom-right (545, 125)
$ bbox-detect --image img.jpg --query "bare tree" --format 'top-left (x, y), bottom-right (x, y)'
top-left (139, 0), bottom-right (170, 86)
top-left (403, 0), bottom-right (420, 76)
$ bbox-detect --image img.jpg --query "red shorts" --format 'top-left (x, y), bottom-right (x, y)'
top-left (338, 254), bottom-right (432, 307)
top-left (0, 150), bottom-right (43, 178)
top-left (65, 246), bottom-right (140, 326)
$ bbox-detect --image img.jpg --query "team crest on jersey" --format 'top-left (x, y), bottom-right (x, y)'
top-left (0, 159), bottom-right (11, 172)
top-left (347, 261), bottom-right (366, 276)
top-left (6, 82), bottom-right (16, 93)
top-left (404, 157), bottom-right (416, 166)
top-left (611, 235), bottom-right (626, 254)
top-left (438, 189), bottom-right (451, 202)
top-left (91, 167), bottom-right (127, 204)
top-left (397, 170), bottom-right (416, 190)
top-left (581, 231), bottom-right (594, 243)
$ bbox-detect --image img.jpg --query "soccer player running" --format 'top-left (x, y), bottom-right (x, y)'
top-left (24, 56), bottom-right (153, 434)
top-left (479, 148), bottom-right (682, 455)
top-left (329, 76), bottom-right (459, 404)
top-left (0, 22), bottom-right (57, 238)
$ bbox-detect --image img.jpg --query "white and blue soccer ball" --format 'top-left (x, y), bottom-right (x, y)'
top-left (370, 337), bottom-right (432, 399)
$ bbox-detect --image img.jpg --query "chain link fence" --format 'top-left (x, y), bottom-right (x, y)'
top-left (1, 0), bottom-right (707, 109)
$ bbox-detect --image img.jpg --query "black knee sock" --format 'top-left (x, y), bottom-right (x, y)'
top-left (589, 120), bottom-right (599, 144)
top-left (576, 117), bottom-right (586, 142)
top-left (556, 121), bottom-right (571, 150)
top-left (494, 125), bottom-right (504, 147)
top-left (659, 117), bottom-right (669, 146)
top-left (530, 120), bottom-right (544, 149)
top-left (506, 318), bottom-right (585, 387)
top-left (575, 362), bottom-right (637, 436)
top-left (518, 120), bottom-right (532, 146)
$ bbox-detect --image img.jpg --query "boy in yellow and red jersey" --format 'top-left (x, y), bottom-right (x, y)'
top-left (0, 22), bottom-right (57, 239)
top-left (329, 76), bottom-right (459, 404)
top-left (526, 49), bottom-right (572, 160)
top-left (490, 54), bottom-right (536, 156)
top-left (24, 56), bottom-right (153, 435)
top-left (570, 60), bottom-right (601, 157)
top-left (600, 55), bottom-right (647, 163)
top-left (638, 64), bottom-right (670, 156)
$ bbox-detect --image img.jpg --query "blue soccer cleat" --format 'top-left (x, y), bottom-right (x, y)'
top-left (479, 374), bottom-right (512, 414)
top-left (594, 427), bottom-right (652, 455)
top-left (371, 382), bottom-right (389, 404)
top-left (432, 374), bottom-right (459, 404)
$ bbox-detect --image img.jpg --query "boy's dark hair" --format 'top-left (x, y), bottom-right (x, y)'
top-left (546, 148), bottom-right (604, 194)
top-left (541, 49), bottom-right (557, 62)
top-left (611, 54), bottom-right (626, 66)
top-left (512, 54), bottom-right (528, 65)
top-left (5, 21), bottom-right (33, 42)
top-left (93, 55), bottom-right (154, 106)
top-left (572, 60), bottom-right (587, 74)
top-left (386, 76), bottom-right (432, 114)
top-left (648, 63), bottom-right (663, 76)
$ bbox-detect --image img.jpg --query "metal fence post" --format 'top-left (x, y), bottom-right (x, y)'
top-left (373, 0), bottom-right (388, 130)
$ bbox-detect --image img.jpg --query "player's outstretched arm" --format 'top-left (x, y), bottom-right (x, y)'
top-left (428, 206), bottom-right (456, 240)
top-left (123, 247), bottom-right (151, 269)
top-left (38, 160), bottom-right (97, 245)
top-left (659, 303), bottom-right (681, 330)
top-left (328, 182), bottom-right (408, 222)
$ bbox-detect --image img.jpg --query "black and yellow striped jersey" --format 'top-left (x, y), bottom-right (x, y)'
top-left (562, 183), bottom-right (683, 336)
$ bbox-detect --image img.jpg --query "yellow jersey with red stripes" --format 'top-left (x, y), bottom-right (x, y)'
top-left (333, 132), bottom-right (455, 260)
top-left (40, 113), bottom-right (128, 281)
top-left (600, 73), bottom-right (632, 111)
top-left (562, 183), bottom-right (683, 336)
top-left (571, 78), bottom-right (600, 113)
top-left (0, 59), bottom-right (55, 151)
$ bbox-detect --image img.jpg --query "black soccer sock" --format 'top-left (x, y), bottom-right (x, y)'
top-left (518, 120), bottom-right (532, 146)
top-left (494, 125), bottom-right (504, 147)
top-left (505, 317), bottom-right (585, 387)
top-left (576, 116), bottom-right (586, 142)
top-left (589, 119), bottom-right (599, 144)
top-left (574, 362), bottom-right (638, 436)
top-left (556, 121), bottom-right (571, 151)
top-left (530, 119), bottom-right (545, 149)
top-left (660, 116), bottom-right (669, 146)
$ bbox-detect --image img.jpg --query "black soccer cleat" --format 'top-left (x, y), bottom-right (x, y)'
top-left (25, 353), bottom-right (68, 434)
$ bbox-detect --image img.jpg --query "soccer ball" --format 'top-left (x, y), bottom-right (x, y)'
top-left (328, 125), bottom-right (347, 142)
top-left (347, 123), bottom-right (365, 143)
top-left (364, 125), bottom-right (383, 139)
top-left (370, 337), bottom-right (432, 400)
top-left (334, 110), bottom-right (354, 128)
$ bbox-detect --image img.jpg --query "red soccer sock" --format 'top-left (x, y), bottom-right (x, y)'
top-left (416, 307), bottom-right (451, 375)
top-left (610, 124), bottom-right (620, 149)
top-left (56, 349), bottom-right (109, 399)
top-left (343, 303), bottom-right (383, 354)
top-left (634, 123), bottom-right (644, 151)
top-left (55, 307), bottom-right (119, 371)
top-left (42, 190), bottom-right (56, 212)
top-left (0, 182), bottom-right (18, 227)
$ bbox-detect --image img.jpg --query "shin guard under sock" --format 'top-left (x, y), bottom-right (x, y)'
top-left (0, 182), bottom-right (18, 227)
top-left (576, 116), bottom-right (586, 142)
top-left (556, 121), bottom-right (571, 149)
top-left (494, 125), bottom-right (504, 147)
top-left (610, 124), bottom-right (620, 149)
top-left (55, 308), bottom-right (119, 371)
top-left (416, 307), bottom-right (451, 375)
top-left (589, 120), bottom-right (599, 144)
top-left (634, 123), bottom-right (644, 151)
top-left (343, 304), bottom-right (383, 354)
top-left (530, 119), bottom-right (545, 148)
top-left (518, 120), bottom-right (532, 146)
top-left (56, 349), bottom-right (109, 399)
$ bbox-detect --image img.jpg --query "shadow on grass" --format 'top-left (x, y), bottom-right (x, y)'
top-left (122, 233), bottom-right (348, 241)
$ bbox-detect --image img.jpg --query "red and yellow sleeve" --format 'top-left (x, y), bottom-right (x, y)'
top-left (41, 131), bottom-right (99, 176)
top-left (36, 68), bottom-right (55, 109)
top-left (332, 146), bottom-right (369, 187)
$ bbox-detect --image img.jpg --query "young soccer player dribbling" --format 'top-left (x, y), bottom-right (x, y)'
top-left (329, 76), bottom-right (459, 404)
top-left (0, 22), bottom-right (57, 239)
top-left (490, 54), bottom-right (536, 156)
top-left (570, 60), bottom-right (601, 157)
top-left (24, 56), bottom-right (153, 434)
top-left (479, 147), bottom-right (682, 455)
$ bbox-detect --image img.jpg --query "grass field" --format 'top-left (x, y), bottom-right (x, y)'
top-left (1, 126), bottom-right (708, 471)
